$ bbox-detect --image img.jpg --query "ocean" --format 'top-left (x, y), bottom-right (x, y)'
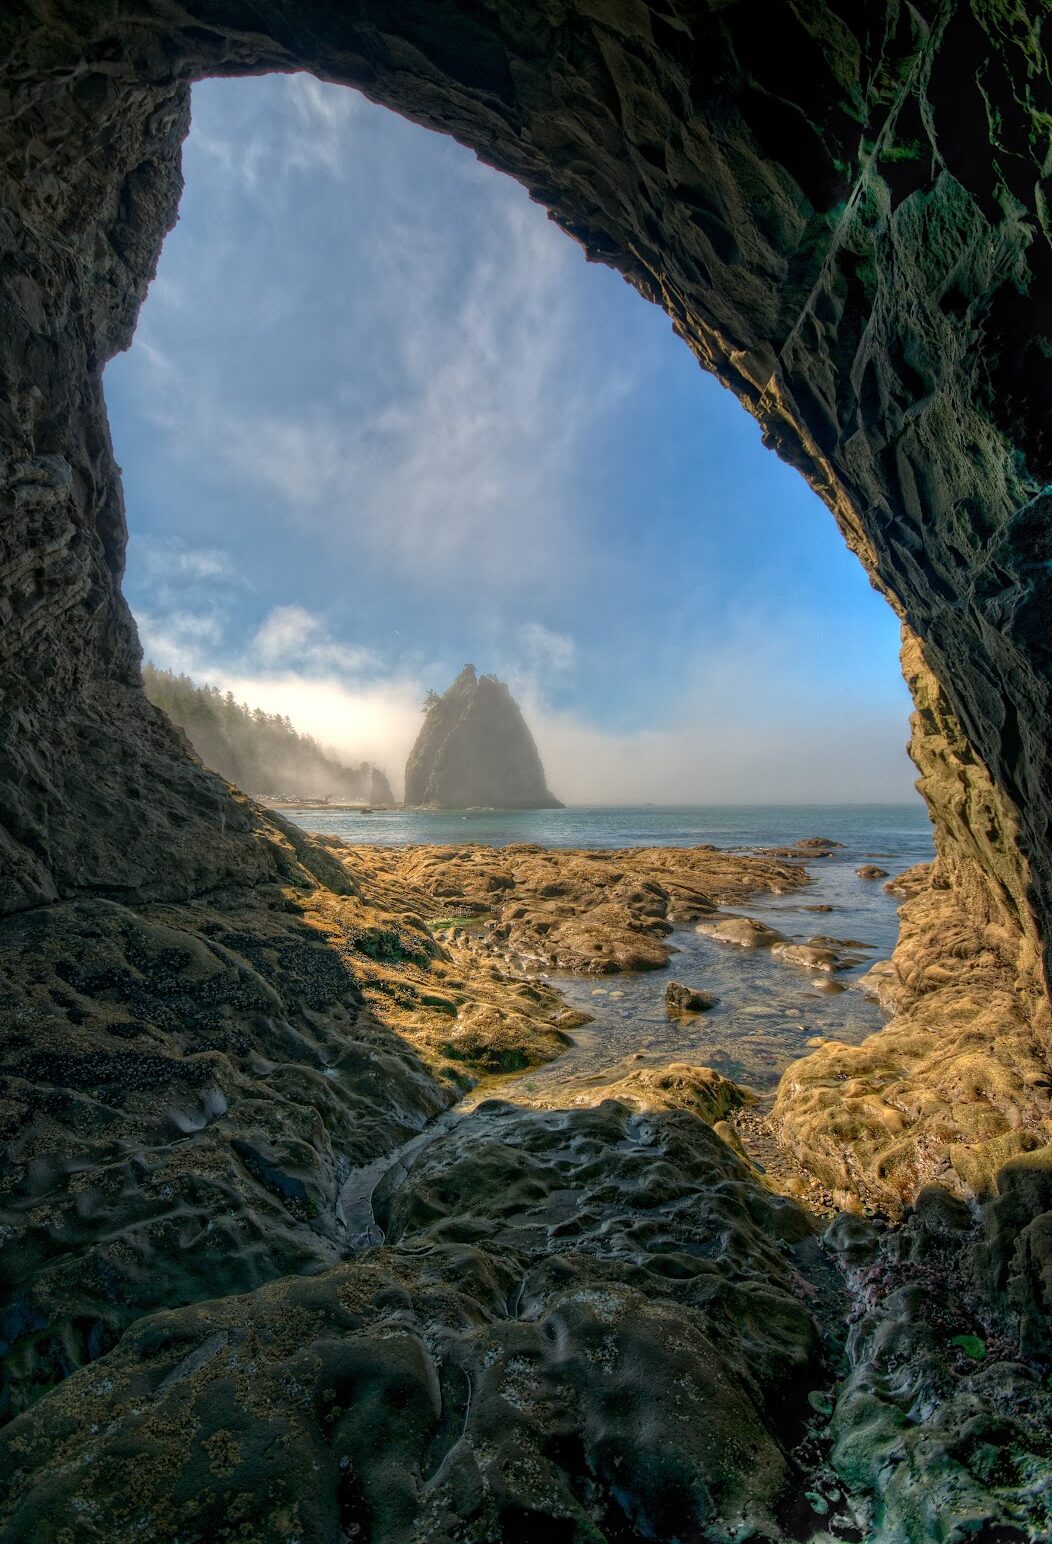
top-left (283, 803), bottom-right (934, 1093)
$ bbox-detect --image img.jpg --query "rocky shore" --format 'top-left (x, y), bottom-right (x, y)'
top-left (344, 838), bottom-right (809, 974)
top-left (2, 828), bottom-right (1050, 1540)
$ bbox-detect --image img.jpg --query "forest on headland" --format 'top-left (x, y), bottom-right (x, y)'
top-left (142, 664), bottom-right (394, 804)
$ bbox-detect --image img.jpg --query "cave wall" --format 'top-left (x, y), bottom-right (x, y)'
top-left (1, 0), bottom-right (1050, 990)
top-left (903, 626), bottom-right (1046, 997)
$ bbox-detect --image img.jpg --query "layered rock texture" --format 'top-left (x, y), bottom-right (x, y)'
top-left (3, 1), bottom-right (1052, 1537)
top-left (773, 639), bottom-right (1052, 1216)
top-left (405, 667), bottom-right (561, 809)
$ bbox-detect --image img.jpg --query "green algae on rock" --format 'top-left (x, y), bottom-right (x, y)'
top-left (825, 1198), bottom-right (1052, 1544)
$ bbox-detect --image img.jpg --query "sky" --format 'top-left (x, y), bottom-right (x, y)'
top-left (104, 73), bottom-right (920, 805)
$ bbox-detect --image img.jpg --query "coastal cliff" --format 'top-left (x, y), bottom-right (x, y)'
top-left (404, 666), bottom-right (562, 810)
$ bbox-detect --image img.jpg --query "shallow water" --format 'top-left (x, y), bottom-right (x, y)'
top-left (285, 803), bottom-right (934, 1095)
top-left (508, 846), bottom-right (926, 1100)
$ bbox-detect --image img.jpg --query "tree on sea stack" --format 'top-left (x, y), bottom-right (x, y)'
top-left (405, 665), bottom-right (563, 809)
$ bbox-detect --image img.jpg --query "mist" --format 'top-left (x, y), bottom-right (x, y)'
top-left (135, 611), bottom-right (919, 807)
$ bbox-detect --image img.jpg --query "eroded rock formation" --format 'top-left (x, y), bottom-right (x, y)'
top-left (2, 2), bottom-right (1050, 959)
top-left (405, 667), bottom-right (561, 809)
top-left (0, 1098), bottom-right (837, 1544)
top-left (360, 838), bottom-right (805, 972)
top-left (773, 635), bottom-right (1052, 1214)
top-left (2, 2), bottom-right (1052, 1537)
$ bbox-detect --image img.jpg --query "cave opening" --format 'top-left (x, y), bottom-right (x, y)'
top-left (107, 73), bottom-right (920, 814)
top-left (2, 6), bottom-right (1051, 1538)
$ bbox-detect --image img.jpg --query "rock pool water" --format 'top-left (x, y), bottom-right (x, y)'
top-left (508, 840), bottom-right (928, 1098)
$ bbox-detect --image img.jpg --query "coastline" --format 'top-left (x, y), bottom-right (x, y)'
top-left (3, 810), bottom-right (1050, 1539)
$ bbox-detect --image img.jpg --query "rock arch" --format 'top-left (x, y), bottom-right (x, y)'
top-left (3, 5), bottom-right (1052, 1533)
top-left (2, 1), bottom-right (1049, 997)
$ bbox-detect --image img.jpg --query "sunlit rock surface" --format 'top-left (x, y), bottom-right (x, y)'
top-left (357, 838), bottom-right (806, 974)
top-left (772, 640), bottom-right (1052, 1216)
top-left (405, 667), bottom-right (562, 810)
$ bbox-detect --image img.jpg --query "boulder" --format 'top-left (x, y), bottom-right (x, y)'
top-left (665, 980), bottom-right (717, 1012)
top-left (695, 916), bottom-right (787, 949)
top-left (772, 942), bottom-right (841, 973)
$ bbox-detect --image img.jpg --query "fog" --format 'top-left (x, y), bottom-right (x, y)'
top-left (135, 638), bottom-right (918, 809)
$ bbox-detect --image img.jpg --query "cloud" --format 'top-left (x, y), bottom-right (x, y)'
top-left (137, 607), bottom-right (228, 675)
top-left (513, 610), bottom-right (917, 805)
top-left (125, 75), bottom-right (640, 600)
top-left (212, 200), bottom-right (606, 588)
top-left (191, 70), bottom-right (361, 193)
top-left (529, 705), bottom-right (915, 806)
top-left (139, 538), bottom-right (242, 585)
top-left (518, 623), bottom-right (576, 676)
top-left (254, 605), bottom-right (378, 674)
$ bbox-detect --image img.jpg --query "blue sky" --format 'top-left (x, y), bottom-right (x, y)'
top-left (105, 74), bottom-right (918, 803)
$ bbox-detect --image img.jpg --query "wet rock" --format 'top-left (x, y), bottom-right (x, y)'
top-left (0, 872), bottom-right (569, 1423)
top-left (665, 980), bottom-right (716, 1012)
top-left (760, 837), bottom-right (844, 859)
top-left (553, 1006), bottom-right (593, 1030)
top-left (773, 936), bottom-right (872, 974)
top-left (826, 1192), bottom-right (1052, 1541)
top-left (967, 1147), bottom-right (1052, 1367)
top-left (576, 1063), bottom-right (754, 1126)
top-left (772, 941), bottom-right (842, 973)
top-left (773, 865), bottom-right (1052, 1213)
top-left (883, 863), bottom-right (932, 899)
top-left (0, 1100), bottom-right (833, 1543)
top-left (696, 916), bottom-right (788, 949)
top-left (855, 957), bottom-right (902, 1010)
top-left (363, 844), bottom-right (806, 976)
top-left (856, 864), bottom-right (889, 880)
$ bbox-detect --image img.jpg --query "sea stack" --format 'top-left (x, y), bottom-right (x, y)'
top-left (405, 665), bottom-right (563, 809)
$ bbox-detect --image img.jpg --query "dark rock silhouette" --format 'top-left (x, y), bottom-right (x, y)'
top-left (405, 665), bottom-right (562, 809)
